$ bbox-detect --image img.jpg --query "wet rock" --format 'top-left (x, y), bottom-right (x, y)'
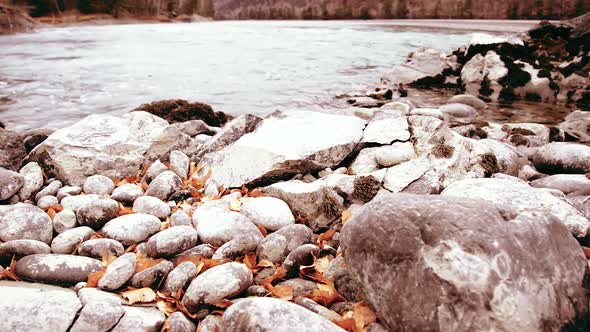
top-left (294, 297), bottom-right (342, 322)
top-left (239, 196), bottom-right (295, 231)
top-left (0, 168), bottom-right (24, 200)
top-left (28, 112), bottom-right (183, 186)
top-left (341, 193), bottom-right (589, 331)
top-left (146, 171), bottom-right (182, 201)
top-left (15, 254), bottom-right (102, 285)
top-left (532, 142), bottom-right (590, 174)
top-left (56, 185), bottom-right (82, 201)
top-left (78, 238), bottom-right (124, 258)
top-left (51, 226), bottom-right (95, 254)
top-left (101, 213), bottom-right (161, 245)
top-left (263, 180), bottom-right (344, 231)
top-left (221, 297), bottom-right (345, 332)
top-left (0, 239), bottom-right (51, 257)
top-left (61, 194), bottom-right (101, 211)
top-left (98, 252), bottom-right (136, 291)
top-left (170, 210), bottom-right (191, 226)
top-left (131, 99), bottom-right (230, 127)
top-left (111, 306), bottom-right (165, 332)
top-left (34, 180), bottom-right (62, 201)
top-left (182, 262), bottom-right (253, 312)
top-left (76, 197), bottom-right (119, 230)
top-left (200, 111), bottom-right (365, 188)
top-left (383, 48), bottom-right (458, 87)
top-left (69, 297), bottom-right (124, 332)
top-left (0, 203), bottom-right (52, 244)
top-left (192, 201), bottom-right (262, 247)
top-left (440, 103), bottom-right (479, 118)
top-left (169, 150), bottom-right (189, 179)
top-left (0, 280), bottom-right (82, 332)
top-left (129, 260), bottom-right (174, 288)
top-left (166, 312), bottom-right (196, 332)
top-left (0, 128), bottom-right (26, 172)
top-left (212, 234), bottom-right (261, 260)
top-left (531, 174), bottom-right (590, 195)
top-left (257, 224), bottom-right (313, 264)
top-left (144, 226), bottom-right (198, 258)
top-left (52, 208), bottom-right (77, 233)
top-left (282, 244), bottom-right (319, 274)
top-left (447, 94), bottom-right (487, 110)
top-left (178, 244), bottom-right (214, 258)
top-left (22, 128), bottom-right (54, 153)
top-left (193, 114), bottom-right (262, 161)
top-left (133, 196), bottom-right (171, 219)
top-left (17, 162), bottom-right (44, 201)
top-left (83, 175), bottom-right (115, 195)
top-left (161, 261), bottom-right (198, 293)
top-left (559, 111), bottom-right (590, 143)
top-left (361, 111), bottom-right (410, 144)
top-left (110, 183), bottom-right (144, 204)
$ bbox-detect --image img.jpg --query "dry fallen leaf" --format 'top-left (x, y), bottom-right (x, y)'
top-left (317, 229), bottom-right (336, 249)
top-left (248, 188), bottom-right (265, 198)
top-left (135, 252), bottom-right (164, 273)
top-left (86, 251), bottom-right (116, 287)
top-left (261, 266), bottom-right (287, 290)
top-left (160, 218), bottom-right (171, 231)
top-left (213, 299), bottom-right (234, 308)
top-left (310, 280), bottom-right (345, 307)
top-left (0, 256), bottom-right (21, 281)
top-left (117, 203), bottom-right (135, 216)
top-left (229, 198), bottom-right (242, 212)
top-left (243, 252), bottom-right (257, 270)
top-left (341, 209), bottom-right (352, 225)
top-left (314, 255), bottom-right (332, 274)
top-left (120, 287), bottom-right (157, 305)
top-left (157, 299), bottom-right (176, 317)
top-left (270, 284), bottom-right (294, 301)
top-left (583, 246), bottom-right (590, 259)
top-left (161, 318), bottom-right (172, 332)
top-left (46, 208), bottom-right (57, 220)
top-left (256, 225), bottom-right (268, 237)
top-left (141, 181), bottom-right (149, 191)
top-left (352, 302), bottom-right (377, 332)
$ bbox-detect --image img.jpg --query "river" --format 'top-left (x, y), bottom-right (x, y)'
top-left (0, 20), bottom-right (548, 131)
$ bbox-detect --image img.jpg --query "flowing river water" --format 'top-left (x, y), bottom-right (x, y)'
top-left (0, 19), bottom-right (566, 131)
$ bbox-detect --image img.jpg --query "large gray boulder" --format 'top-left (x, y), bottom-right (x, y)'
top-left (0, 281), bottom-right (82, 332)
top-left (221, 297), bottom-right (345, 332)
top-left (200, 111), bottom-right (366, 188)
top-left (442, 177), bottom-right (590, 240)
top-left (27, 111), bottom-right (187, 186)
top-left (341, 193), bottom-right (589, 332)
top-left (531, 142), bottom-right (590, 174)
top-left (382, 48), bottom-right (458, 86)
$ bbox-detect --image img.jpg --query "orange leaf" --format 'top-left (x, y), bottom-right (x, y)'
top-left (295, 216), bottom-right (306, 224)
top-left (46, 208), bottom-right (57, 220)
top-left (86, 269), bottom-right (105, 288)
top-left (117, 203), bottom-right (135, 216)
top-left (261, 266), bottom-right (287, 289)
top-left (583, 246), bottom-right (590, 259)
top-left (248, 188), bottom-right (264, 198)
top-left (48, 204), bottom-right (63, 213)
top-left (317, 229), bottom-right (336, 249)
top-left (352, 302), bottom-right (377, 332)
top-left (157, 300), bottom-right (176, 317)
top-left (141, 181), bottom-right (149, 191)
top-left (120, 287), bottom-right (157, 305)
top-left (135, 252), bottom-right (164, 273)
top-left (257, 225), bottom-right (268, 237)
top-left (125, 176), bottom-right (142, 184)
top-left (141, 163), bottom-right (151, 176)
top-left (115, 178), bottom-right (128, 187)
top-left (334, 318), bottom-right (356, 332)
top-left (310, 280), bottom-right (345, 307)
top-left (341, 209), bottom-right (352, 225)
top-left (243, 252), bottom-right (257, 270)
top-left (213, 299), bottom-right (234, 308)
top-left (270, 284), bottom-right (294, 301)
top-left (160, 218), bottom-right (171, 231)
top-left (0, 256), bottom-right (21, 281)
top-left (161, 318), bottom-right (172, 332)
top-left (300, 265), bottom-right (329, 284)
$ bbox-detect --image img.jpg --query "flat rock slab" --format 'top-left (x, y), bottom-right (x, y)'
top-left (111, 306), bottom-right (165, 332)
top-left (15, 254), bottom-right (102, 285)
top-left (341, 193), bottom-right (589, 331)
top-left (27, 111), bottom-right (180, 186)
top-left (0, 280), bottom-right (82, 332)
top-left (201, 111), bottom-right (366, 188)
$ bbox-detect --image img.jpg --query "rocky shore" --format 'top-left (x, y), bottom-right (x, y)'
top-left (1, 15), bottom-right (590, 332)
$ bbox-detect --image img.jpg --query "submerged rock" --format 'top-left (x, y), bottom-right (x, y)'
top-left (341, 193), bottom-right (589, 331)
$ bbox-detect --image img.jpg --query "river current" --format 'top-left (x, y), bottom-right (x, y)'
top-left (0, 20), bottom-right (553, 131)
